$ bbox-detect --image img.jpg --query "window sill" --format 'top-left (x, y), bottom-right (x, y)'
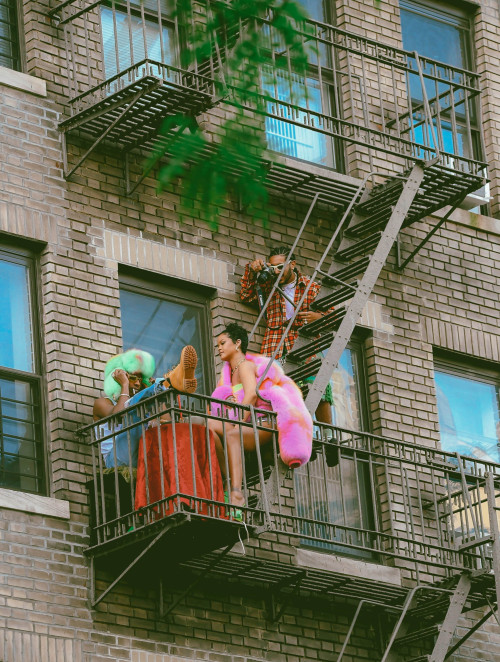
top-left (0, 66), bottom-right (47, 97)
top-left (0, 488), bottom-right (70, 519)
top-left (296, 547), bottom-right (402, 586)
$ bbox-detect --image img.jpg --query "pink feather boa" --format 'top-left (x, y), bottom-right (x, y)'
top-left (210, 353), bottom-right (313, 468)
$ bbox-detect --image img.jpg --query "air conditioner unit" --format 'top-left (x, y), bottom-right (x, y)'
top-left (458, 179), bottom-right (490, 211)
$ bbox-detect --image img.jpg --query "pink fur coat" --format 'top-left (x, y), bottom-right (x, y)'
top-left (210, 353), bottom-right (313, 468)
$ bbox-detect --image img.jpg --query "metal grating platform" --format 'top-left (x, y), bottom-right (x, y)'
top-left (178, 548), bottom-right (410, 608)
top-left (60, 74), bottom-right (215, 152)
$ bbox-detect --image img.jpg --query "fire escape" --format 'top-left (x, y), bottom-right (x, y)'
top-left (49, 2), bottom-right (499, 660)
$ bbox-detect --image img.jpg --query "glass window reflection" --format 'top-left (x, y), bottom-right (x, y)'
top-left (0, 257), bottom-right (34, 373)
top-left (120, 287), bottom-right (210, 394)
top-left (435, 369), bottom-right (500, 464)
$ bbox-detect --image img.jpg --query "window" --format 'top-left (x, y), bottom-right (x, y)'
top-left (0, 0), bottom-right (21, 70)
top-left (399, 1), bottom-right (479, 162)
top-left (262, 0), bottom-right (337, 168)
top-left (295, 342), bottom-right (374, 557)
top-left (100, 0), bottom-right (174, 86)
top-left (0, 246), bottom-right (44, 493)
top-left (435, 357), bottom-right (500, 464)
top-left (119, 273), bottom-right (214, 398)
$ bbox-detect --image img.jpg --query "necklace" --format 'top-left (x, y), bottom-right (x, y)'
top-left (231, 357), bottom-right (246, 377)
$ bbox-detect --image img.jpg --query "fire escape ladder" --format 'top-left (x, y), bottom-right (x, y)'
top-left (380, 573), bottom-right (472, 662)
top-left (282, 163), bottom-right (426, 416)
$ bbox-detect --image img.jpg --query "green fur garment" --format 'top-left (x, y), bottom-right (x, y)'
top-left (103, 349), bottom-right (156, 400)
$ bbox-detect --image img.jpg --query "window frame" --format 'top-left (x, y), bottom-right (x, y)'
top-left (0, 243), bottom-right (46, 495)
top-left (399, 0), bottom-right (482, 167)
top-left (119, 268), bottom-right (216, 396)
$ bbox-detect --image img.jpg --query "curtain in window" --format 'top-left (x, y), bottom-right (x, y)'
top-left (263, 72), bottom-right (333, 166)
top-left (100, 5), bottom-right (173, 82)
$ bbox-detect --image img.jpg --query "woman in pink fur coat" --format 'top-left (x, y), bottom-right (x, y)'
top-left (209, 323), bottom-right (275, 511)
top-left (210, 322), bottom-right (313, 512)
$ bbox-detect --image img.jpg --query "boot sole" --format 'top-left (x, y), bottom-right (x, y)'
top-left (164, 345), bottom-right (198, 393)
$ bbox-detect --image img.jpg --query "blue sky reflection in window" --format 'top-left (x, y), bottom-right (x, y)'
top-left (435, 370), bottom-right (500, 464)
top-left (0, 259), bottom-right (33, 373)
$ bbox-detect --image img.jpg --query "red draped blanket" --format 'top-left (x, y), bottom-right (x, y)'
top-left (134, 422), bottom-right (225, 518)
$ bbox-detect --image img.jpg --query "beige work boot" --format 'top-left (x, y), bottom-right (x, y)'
top-left (163, 345), bottom-right (198, 393)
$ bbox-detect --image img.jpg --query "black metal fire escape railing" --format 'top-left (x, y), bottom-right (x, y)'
top-left (49, 0), bottom-right (486, 184)
top-left (80, 388), bottom-right (500, 587)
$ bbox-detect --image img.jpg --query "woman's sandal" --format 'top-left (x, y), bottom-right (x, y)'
top-left (228, 489), bottom-right (245, 522)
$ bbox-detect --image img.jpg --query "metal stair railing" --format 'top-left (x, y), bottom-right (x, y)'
top-left (303, 163), bottom-right (425, 414)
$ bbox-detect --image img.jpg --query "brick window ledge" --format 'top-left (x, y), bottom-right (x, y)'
top-left (0, 488), bottom-right (70, 519)
top-left (0, 66), bottom-right (46, 97)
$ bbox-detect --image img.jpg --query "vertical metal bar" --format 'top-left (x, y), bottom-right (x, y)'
top-left (157, 0), bottom-right (165, 65)
top-left (250, 405), bottom-right (271, 527)
top-left (447, 69), bottom-right (460, 159)
top-left (170, 392), bottom-right (181, 510)
top-left (485, 473), bottom-right (500, 610)
top-left (432, 62), bottom-right (444, 152)
top-left (90, 430), bottom-right (101, 545)
top-left (156, 405), bottom-right (166, 516)
top-left (414, 51), bottom-right (440, 160)
top-left (111, 1), bottom-right (121, 81)
top-left (126, 0), bottom-right (135, 74)
top-left (187, 404), bottom-right (197, 508)
top-left (140, 0), bottom-right (149, 65)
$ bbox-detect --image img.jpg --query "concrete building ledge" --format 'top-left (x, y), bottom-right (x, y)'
top-left (0, 66), bottom-right (47, 97)
top-left (0, 488), bottom-right (70, 519)
top-left (296, 548), bottom-right (402, 586)
top-left (435, 205), bottom-right (500, 236)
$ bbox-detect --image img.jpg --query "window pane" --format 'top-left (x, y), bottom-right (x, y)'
top-left (295, 347), bottom-right (373, 558)
top-left (0, 257), bottom-right (34, 373)
top-left (264, 72), bottom-right (333, 166)
top-left (400, 5), bottom-right (468, 69)
top-left (119, 288), bottom-right (210, 394)
top-left (0, 0), bottom-right (20, 71)
top-left (101, 6), bottom-right (173, 83)
top-left (435, 370), bottom-right (500, 463)
top-left (330, 348), bottom-right (362, 430)
top-left (0, 377), bottom-right (42, 492)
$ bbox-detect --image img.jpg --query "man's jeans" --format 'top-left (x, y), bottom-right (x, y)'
top-left (103, 379), bottom-right (166, 469)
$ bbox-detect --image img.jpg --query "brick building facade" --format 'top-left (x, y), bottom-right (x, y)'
top-left (1, 1), bottom-right (500, 661)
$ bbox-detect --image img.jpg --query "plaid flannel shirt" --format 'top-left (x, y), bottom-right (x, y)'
top-left (240, 262), bottom-right (324, 359)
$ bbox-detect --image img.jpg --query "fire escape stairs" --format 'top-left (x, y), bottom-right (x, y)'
top-left (379, 569), bottom-right (500, 662)
top-left (281, 164), bottom-right (426, 415)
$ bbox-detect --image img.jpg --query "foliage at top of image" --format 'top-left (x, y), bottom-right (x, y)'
top-left (150, 0), bottom-right (314, 229)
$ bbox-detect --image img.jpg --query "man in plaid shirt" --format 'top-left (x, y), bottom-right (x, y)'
top-left (240, 246), bottom-right (333, 423)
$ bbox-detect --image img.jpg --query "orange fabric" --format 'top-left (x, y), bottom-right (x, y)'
top-left (134, 423), bottom-right (225, 517)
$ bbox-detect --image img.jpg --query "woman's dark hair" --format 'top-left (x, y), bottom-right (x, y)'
top-left (223, 322), bottom-right (249, 354)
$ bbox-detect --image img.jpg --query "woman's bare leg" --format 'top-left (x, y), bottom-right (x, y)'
top-left (226, 425), bottom-right (273, 506)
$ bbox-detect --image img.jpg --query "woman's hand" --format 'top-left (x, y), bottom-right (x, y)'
top-left (112, 369), bottom-right (130, 388)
